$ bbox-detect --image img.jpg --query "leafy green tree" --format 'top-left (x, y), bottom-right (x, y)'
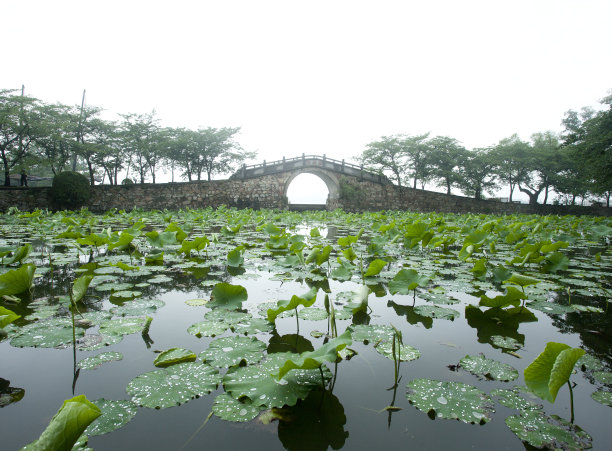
top-left (119, 112), bottom-right (162, 184)
top-left (359, 135), bottom-right (407, 186)
top-left (0, 89), bottom-right (41, 186)
top-left (456, 148), bottom-right (499, 200)
top-left (490, 134), bottom-right (531, 202)
top-left (427, 136), bottom-right (466, 195)
top-left (403, 133), bottom-right (432, 189)
top-left (520, 131), bottom-right (561, 205)
top-left (31, 102), bottom-right (78, 175)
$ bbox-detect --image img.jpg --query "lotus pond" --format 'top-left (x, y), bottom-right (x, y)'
top-left (1, 207), bottom-right (611, 450)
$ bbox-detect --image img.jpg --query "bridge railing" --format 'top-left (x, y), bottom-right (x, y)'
top-left (238, 154), bottom-right (363, 172)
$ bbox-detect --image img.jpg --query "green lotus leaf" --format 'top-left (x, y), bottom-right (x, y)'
top-left (200, 336), bottom-right (266, 367)
top-left (490, 387), bottom-right (542, 411)
top-left (208, 282), bottom-right (248, 310)
top-left (349, 324), bottom-right (395, 344)
top-left (77, 232), bottom-right (110, 248)
top-left (3, 243), bottom-right (32, 265)
top-left (185, 298), bottom-right (208, 307)
top-left (0, 306), bottom-right (20, 328)
top-left (232, 316), bottom-right (274, 335)
top-left (504, 273), bottom-right (540, 288)
top-left (99, 317), bottom-right (149, 340)
top-left (524, 342), bottom-right (585, 403)
top-left (420, 292), bottom-right (459, 305)
top-left (223, 352), bottom-right (332, 408)
top-left (364, 259), bottom-right (387, 277)
top-left (72, 275), bottom-right (92, 305)
top-left (459, 354), bottom-right (519, 381)
top-left (541, 252), bottom-right (570, 273)
top-left (330, 259), bottom-right (355, 281)
top-left (0, 379), bottom-right (25, 407)
top-left (110, 299), bottom-right (165, 316)
top-left (107, 231), bottom-right (135, 252)
top-left (94, 282), bottom-right (134, 292)
top-left (505, 411), bottom-right (592, 450)
top-left (227, 246), bottom-right (244, 267)
top-left (78, 352), bottom-right (123, 370)
top-left (490, 335), bottom-right (521, 350)
top-left (187, 310), bottom-right (251, 338)
top-left (84, 398), bottom-right (138, 437)
top-left (145, 230), bottom-right (178, 247)
top-left (388, 269), bottom-right (430, 295)
top-left (479, 286), bottom-right (525, 309)
top-left (0, 263), bottom-right (36, 296)
top-left (525, 300), bottom-right (573, 315)
top-left (305, 245), bottom-right (332, 266)
top-left (127, 362), bottom-right (220, 409)
top-left (144, 252), bottom-right (164, 264)
top-left (298, 307), bottom-right (328, 321)
top-left (413, 305), bottom-right (460, 320)
top-left (10, 318), bottom-right (85, 348)
top-left (593, 371), bottom-right (612, 385)
top-left (76, 311), bottom-right (113, 327)
top-left (147, 275), bottom-right (173, 284)
top-left (274, 331), bottom-right (352, 380)
top-left (267, 287), bottom-right (318, 322)
top-left (571, 304), bottom-right (604, 313)
top-left (154, 348), bottom-right (197, 367)
top-left (374, 340), bottom-right (420, 361)
top-left (267, 333), bottom-right (314, 354)
top-left (591, 390), bottom-right (612, 406)
top-left (212, 393), bottom-right (264, 422)
top-left (577, 354), bottom-right (604, 372)
top-left (22, 395), bottom-right (101, 451)
top-left (109, 290), bottom-right (142, 300)
top-left (406, 379), bottom-right (495, 424)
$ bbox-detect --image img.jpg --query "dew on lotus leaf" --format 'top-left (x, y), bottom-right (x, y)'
top-left (437, 396), bottom-right (448, 405)
top-left (222, 347), bottom-right (233, 352)
top-left (472, 411), bottom-right (486, 421)
top-left (170, 375), bottom-right (180, 380)
top-left (239, 409), bottom-right (248, 416)
top-left (275, 379), bottom-right (289, 386)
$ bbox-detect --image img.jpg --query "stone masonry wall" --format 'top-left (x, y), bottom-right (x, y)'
top-left (0, 175), bottom-right (609, 217)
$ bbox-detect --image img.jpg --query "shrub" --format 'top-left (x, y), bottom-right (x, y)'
top-left (121, 178), bottom-right (134, 185)
top-left (51, 172), bottom-right (91, 209)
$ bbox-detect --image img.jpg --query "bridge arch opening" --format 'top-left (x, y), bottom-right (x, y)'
top-left (286, 173), bottom-right (330, 205)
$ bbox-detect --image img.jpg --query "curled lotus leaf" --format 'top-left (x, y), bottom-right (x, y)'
top-left (405, 379), bottom-right (495, 424)
top-left (154, 348), bottom-right (197, 367)
top-left (200, 336), bottom-right (266, 367)
top-left (85, 399), bottom-right (138, 436)
top-left (223, 352), bottom-right (332, 409)
top-left (78, 351), bottom-right (123, 370)
top-left (127, 362), bottom-right (220, 409)
top-left (212, 393), bottom-right (264, 422)
top-left (459, 354), bottom-right (519, 381)
top-left (505, 411), bottom-right (592, 450)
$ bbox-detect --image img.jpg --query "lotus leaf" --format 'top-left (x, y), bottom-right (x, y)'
top-left (577, 354), bottom-right (604, 372)
top-left (98, 317), bottom-right (149, 341)
top-left (297, 307), bottom-right (328, 321)
top-left (267, 287), bottom-right (318, 322)
top-left (154, 348), bottom-right (197, 367)
top-left (504, 273), bottom-right (540, 288)
top-left (232, 316), bottom-right (274, 335)
top-left (388, 268), bottom-right (430, 295)
top-left (127, 362), bottom-right (220, 409)
top-left (0, 305), bottom-right (20, 328)
top-left (420, 292), bottom-right (459, 305)
top-left (0, 263), bottom-right (35, 296)
top-left (10, 318), bottom-right (85, 348)
top-left (110, 299), bottom-right (165, 316)
top-left (0, 378), bottom-right (25, 407)
top-left (591, 390), bottom-right (612, 406)
top-left (405, 379), bottom-right (495, 424)
top-left (364, 259), bottom-right (387, 277)
top-left (524, 342), bottom-right (585, 403)
top-left (185, 298), bottom-right (208, 306)
top-left (2, 243), bottom-right (32, 265)
top-left (208, 282), bottom-right (248, 310)
top-left (22, 395), bottom-right (101, 451)
top-left (78, 352), bottom-right (123, 370)
top-left (212, 393), bottom-right (264, 422)
top-left (223, 352), bottom-right (332, 408)
top-left (490, 335), bottom-right (521, 350)
top-left (109, 290), bottom-right (142, 300)
top-left (490, 387), bottom-right (542, 411)
top-left (274, 331), bottom-right (352, 380)
top-left (413, 305), bottom-right (460, 320)
top-left (84, 399), bottom-right (138, 436)
top-left (374, 340), bottom-right (420, 361)
top-left (200, 336), bottom-right (266, 367)
top-left (349, 324), bottom-right (395, 344)
top-left (94, 282), bottom-right (134, 292)
top-left (571, 304), bottom-right (604, 313)
top-left (505, 411), bottom-right (592, 450)
top-left (145, 230), bottom-right (178, 247)
top-left (526, 300), bottom-right (573, 315)
top-left (479, 286), bottom-right (525, 309)
top-left (459, 354), bottom-right (519, 381)
top-left (593, 371), bottom-right (612, 385)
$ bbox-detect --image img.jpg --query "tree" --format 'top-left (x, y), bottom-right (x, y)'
top-left (359, 135), bottom-right (408, 186)
top-left (31, 102), bottom-right (77, 176)
top-left (119, 112), bottom-right (162, 184)
top-left (520, 131), bottom-right (561, 205)
top-left (490, 134), bottom-right (531, 202)
top-left (0, 89), bottom-right (41, 186)
top-left (427, 136), bottom-right (466, 195)
top-left (403, 133), bottom-right (432, 189)
top-left (455, 148), bottom-right (499, 200)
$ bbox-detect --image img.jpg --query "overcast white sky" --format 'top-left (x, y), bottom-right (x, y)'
top-left (4, 0), bottom-right (612, 202)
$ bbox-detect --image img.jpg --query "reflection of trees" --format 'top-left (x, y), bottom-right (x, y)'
top-left (277, 388), bottom-right (348, 451)
top-left (464, 305), bottom-right (537, 347)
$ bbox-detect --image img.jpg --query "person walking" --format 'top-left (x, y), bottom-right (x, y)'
top-left (20, 169), bottom-right (28, 187)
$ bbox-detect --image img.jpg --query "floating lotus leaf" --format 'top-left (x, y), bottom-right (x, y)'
top-left (490, 335), bottom-right (521, 350)
top-left (84, 399), bottom-right (138, 436)
top-left (571, 304), bottom-right (604, 313)
top-left (505, 411), bottom-right (592, 450)
top-left (153, 348), bottom-right (197, 367)
top-left (0, 378), bottom-right (25, 407)
top-left (490, 387), bottom-right (542, 411)
top-left (110, 299), bottom-right (165, 316)
top-left (420, 292), bottom-right (459, 305)
top-left (187, 310), bottom-right (251, 338)
top-left (298, 307), bottom-right (328, 321)
top-left (576, 354), bottom-right (604, 372)
top-left (414, 305), bottom-right (460, 320)
top-left (201, 336), bottom-right (266, 367)
top-left (405, 379), bottom-right (495, 424)
top-left (77, 311), bottom-right (113, 326)
top-left (99, 317), bottom-right (148, 338)
top-left (526, 301), bottom-right (573, 315)
top-left (208, 282), bottom-right (248, 310)
top-left (212, 393), bottom-right (264, 422)
top-left (232, 316), bottom-right (274, 335)
top-left (223, 352), bottom-right (332, 408)
top-left (10, 318), bottom-right (85, 348)
top-left (504, 273), bottom-right (541, 288)
top-left (94, 282), bottom-right (134, 292)
top-left (459, 354), bottom-right (519, 381)
top-left (374, 340), bottom-right (420, 361)
top-left (267, 333), bottom-right (314, 354)
top-left (127, 362), bottom-right (220, 409)
top-left (109, 290), bottom-right (142, 300)
top-left (147, 275), bottom-right (173, 284)
top-left (593, 371), bottom-right (612, 385)
top-left (78, 352), bottom-right (123, 370)
top-left (591, 390), bottom-right (612, 406)
top-left (23, 304), bottom-right (60, 321)
top-left (185, 298), bottom-right (208, 307)
top-left (349, 324), bottom-right (394, 344)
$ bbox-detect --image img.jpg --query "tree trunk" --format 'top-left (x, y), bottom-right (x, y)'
top-left (87, 160), bottom-right (95, 185)
top-left (446, 179), bottom-right (451, 195)
top-left (4, 168), bottom-right (10, 186)
top-left (413, 177), bottom-right (417, 189)
top-left (543, 184), bottom-right (549, 205)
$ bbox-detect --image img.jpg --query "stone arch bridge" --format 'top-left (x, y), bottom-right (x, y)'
top-left (229, 154), bottom-right (391, 210)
